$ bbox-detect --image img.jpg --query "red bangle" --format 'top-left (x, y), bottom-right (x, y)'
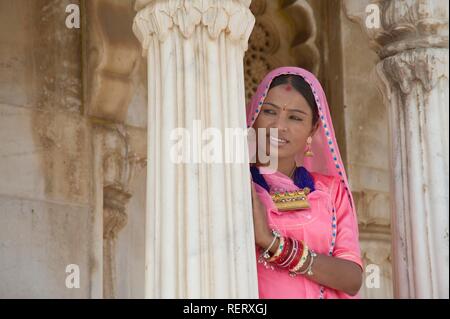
top-left (286, 240), bottom-right (304, 269)
top-left (274, 237), bottom-right (292, 266)
top-left (279, 238), bottom-right (299, 268)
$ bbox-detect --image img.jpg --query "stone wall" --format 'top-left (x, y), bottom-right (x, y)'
top-left (340, 4), bottom-right (393, 298)
top-left (0, 0), bottom-right (147, 298)
top-left (0, 0), bottom-right (93, 298)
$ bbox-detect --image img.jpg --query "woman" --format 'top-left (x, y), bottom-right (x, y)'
top-left (248, 67), bottom-right (363, 299)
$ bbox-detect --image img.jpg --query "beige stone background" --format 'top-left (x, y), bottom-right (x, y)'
top-left (0, 0), bottom-right (399, 298)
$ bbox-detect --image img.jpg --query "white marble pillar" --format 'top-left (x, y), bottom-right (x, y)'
top-left (345, 0), bottom-right (449, 298)
top-left (380, 50), bottom-right (449, 299)
top-left (133, 0), bottom-right (258, 298)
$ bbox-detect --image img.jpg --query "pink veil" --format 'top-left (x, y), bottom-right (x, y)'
top-left (246, 66), bottom-right (356, 213)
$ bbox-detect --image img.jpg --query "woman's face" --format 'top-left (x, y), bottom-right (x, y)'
top-left (253, 83), bottom-right (317, 162)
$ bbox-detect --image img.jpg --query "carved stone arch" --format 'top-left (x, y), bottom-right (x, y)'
top-left (285, 0), bottom-right (320, 73)
top-left (244, 0), bottom-right (319, 102)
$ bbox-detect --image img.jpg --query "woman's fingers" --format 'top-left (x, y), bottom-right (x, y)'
top-left (250, 183), bottom-right (255, 206)
top-left (250, 181), bottom-right (259, 204)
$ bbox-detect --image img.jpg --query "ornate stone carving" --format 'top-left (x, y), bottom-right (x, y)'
top-left (375, 0), bottom-right (447, 58)
top-left (379, 48), bottom-right (448, 96)
top-left (98, 124), bottom-right (146, 298)
top-left (353, 0), bottom-right (449, 96)
top-left (85, 0), bottom-right (141, 123)
top-left (283, 0), bottom-right (320, 73)
top-left (244, 0), bottom-right (319, 101)
top-left (344, 0), bottom-right (448, 58)
top-left (101, 125), bottom-right (146, 233)
top-left (244, 15), bottom-right (280, 101)
top-left (133, 0), bottom-right (254, 53)
top-left (103, 186), bottom-right (130, 239)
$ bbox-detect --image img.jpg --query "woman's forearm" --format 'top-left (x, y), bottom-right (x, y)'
top-left (303, 253), bottom-right (362, 296)
top-left (259, 235), bottom-right (362, 296)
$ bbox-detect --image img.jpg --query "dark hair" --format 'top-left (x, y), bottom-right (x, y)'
top-left (269, 74), bottom-right (319, 125)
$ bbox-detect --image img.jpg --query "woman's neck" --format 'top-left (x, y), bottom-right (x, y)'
top-left (256, 157), bottom-right (297, 178)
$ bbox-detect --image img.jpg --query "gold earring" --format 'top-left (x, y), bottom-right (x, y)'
top-left (305, 136), bottom-right (314, 157)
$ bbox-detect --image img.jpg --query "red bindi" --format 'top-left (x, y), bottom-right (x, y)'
top-left (285, 85), bottom-right (292, 91)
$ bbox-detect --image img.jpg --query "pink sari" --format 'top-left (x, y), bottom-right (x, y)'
top-left (247, 67), bottom-right (363, 299)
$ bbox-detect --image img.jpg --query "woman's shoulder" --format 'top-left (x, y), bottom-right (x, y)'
top-left (310, 171), bottom-right (341, 195)
top-left (310, 171), bottom-right (339, 184)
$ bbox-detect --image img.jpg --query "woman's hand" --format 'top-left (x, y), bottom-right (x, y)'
top-left (251, 181), bottom-right (273, 248)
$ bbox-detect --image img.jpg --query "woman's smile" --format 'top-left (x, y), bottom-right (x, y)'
top-left (268, 134), bottom-right (289, 147)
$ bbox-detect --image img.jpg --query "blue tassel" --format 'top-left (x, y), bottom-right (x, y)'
top-left (250, 166), bottom-right (315, 193)
top-left (250, 165), bottom-right (270, 192)
top-left (293, 166), bottom-right (315, 192)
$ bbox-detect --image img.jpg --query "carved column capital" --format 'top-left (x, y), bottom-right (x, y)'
top-left (375, 0), bottom-right (448, 58)
top-left (133, 0), bottom-right (255, 55)
top-left (344, 0), bottom-right (448, 58)
top-left (344, 0), bottom-right (449, 95)
top-left (378, 48), bottom-right (449, 96)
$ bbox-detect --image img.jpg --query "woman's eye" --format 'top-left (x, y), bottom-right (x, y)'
top-left (263, 109), bottom-right (276, 115)
top-left (290, 116), bottom-right (303, 121)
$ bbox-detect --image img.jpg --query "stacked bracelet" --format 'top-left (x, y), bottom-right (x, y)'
top-left (258, 230), bottom-right (281, 269)
top-left (279, 238), bottom-right (299, 268)
top-left (289, 241), bottom-right (309, 276)
top-left (286, 240), bottom-right (303, 269)
top-left (258, 233), bottom-right (317, 277)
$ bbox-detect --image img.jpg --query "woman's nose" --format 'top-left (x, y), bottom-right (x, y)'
top-left (274, 116), bottom-right (289, 132)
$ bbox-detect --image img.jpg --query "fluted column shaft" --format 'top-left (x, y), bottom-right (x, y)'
top-left (346, 0), bottom-right (449, 298)
top-left (133, 0), bottom-right (258, 298)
